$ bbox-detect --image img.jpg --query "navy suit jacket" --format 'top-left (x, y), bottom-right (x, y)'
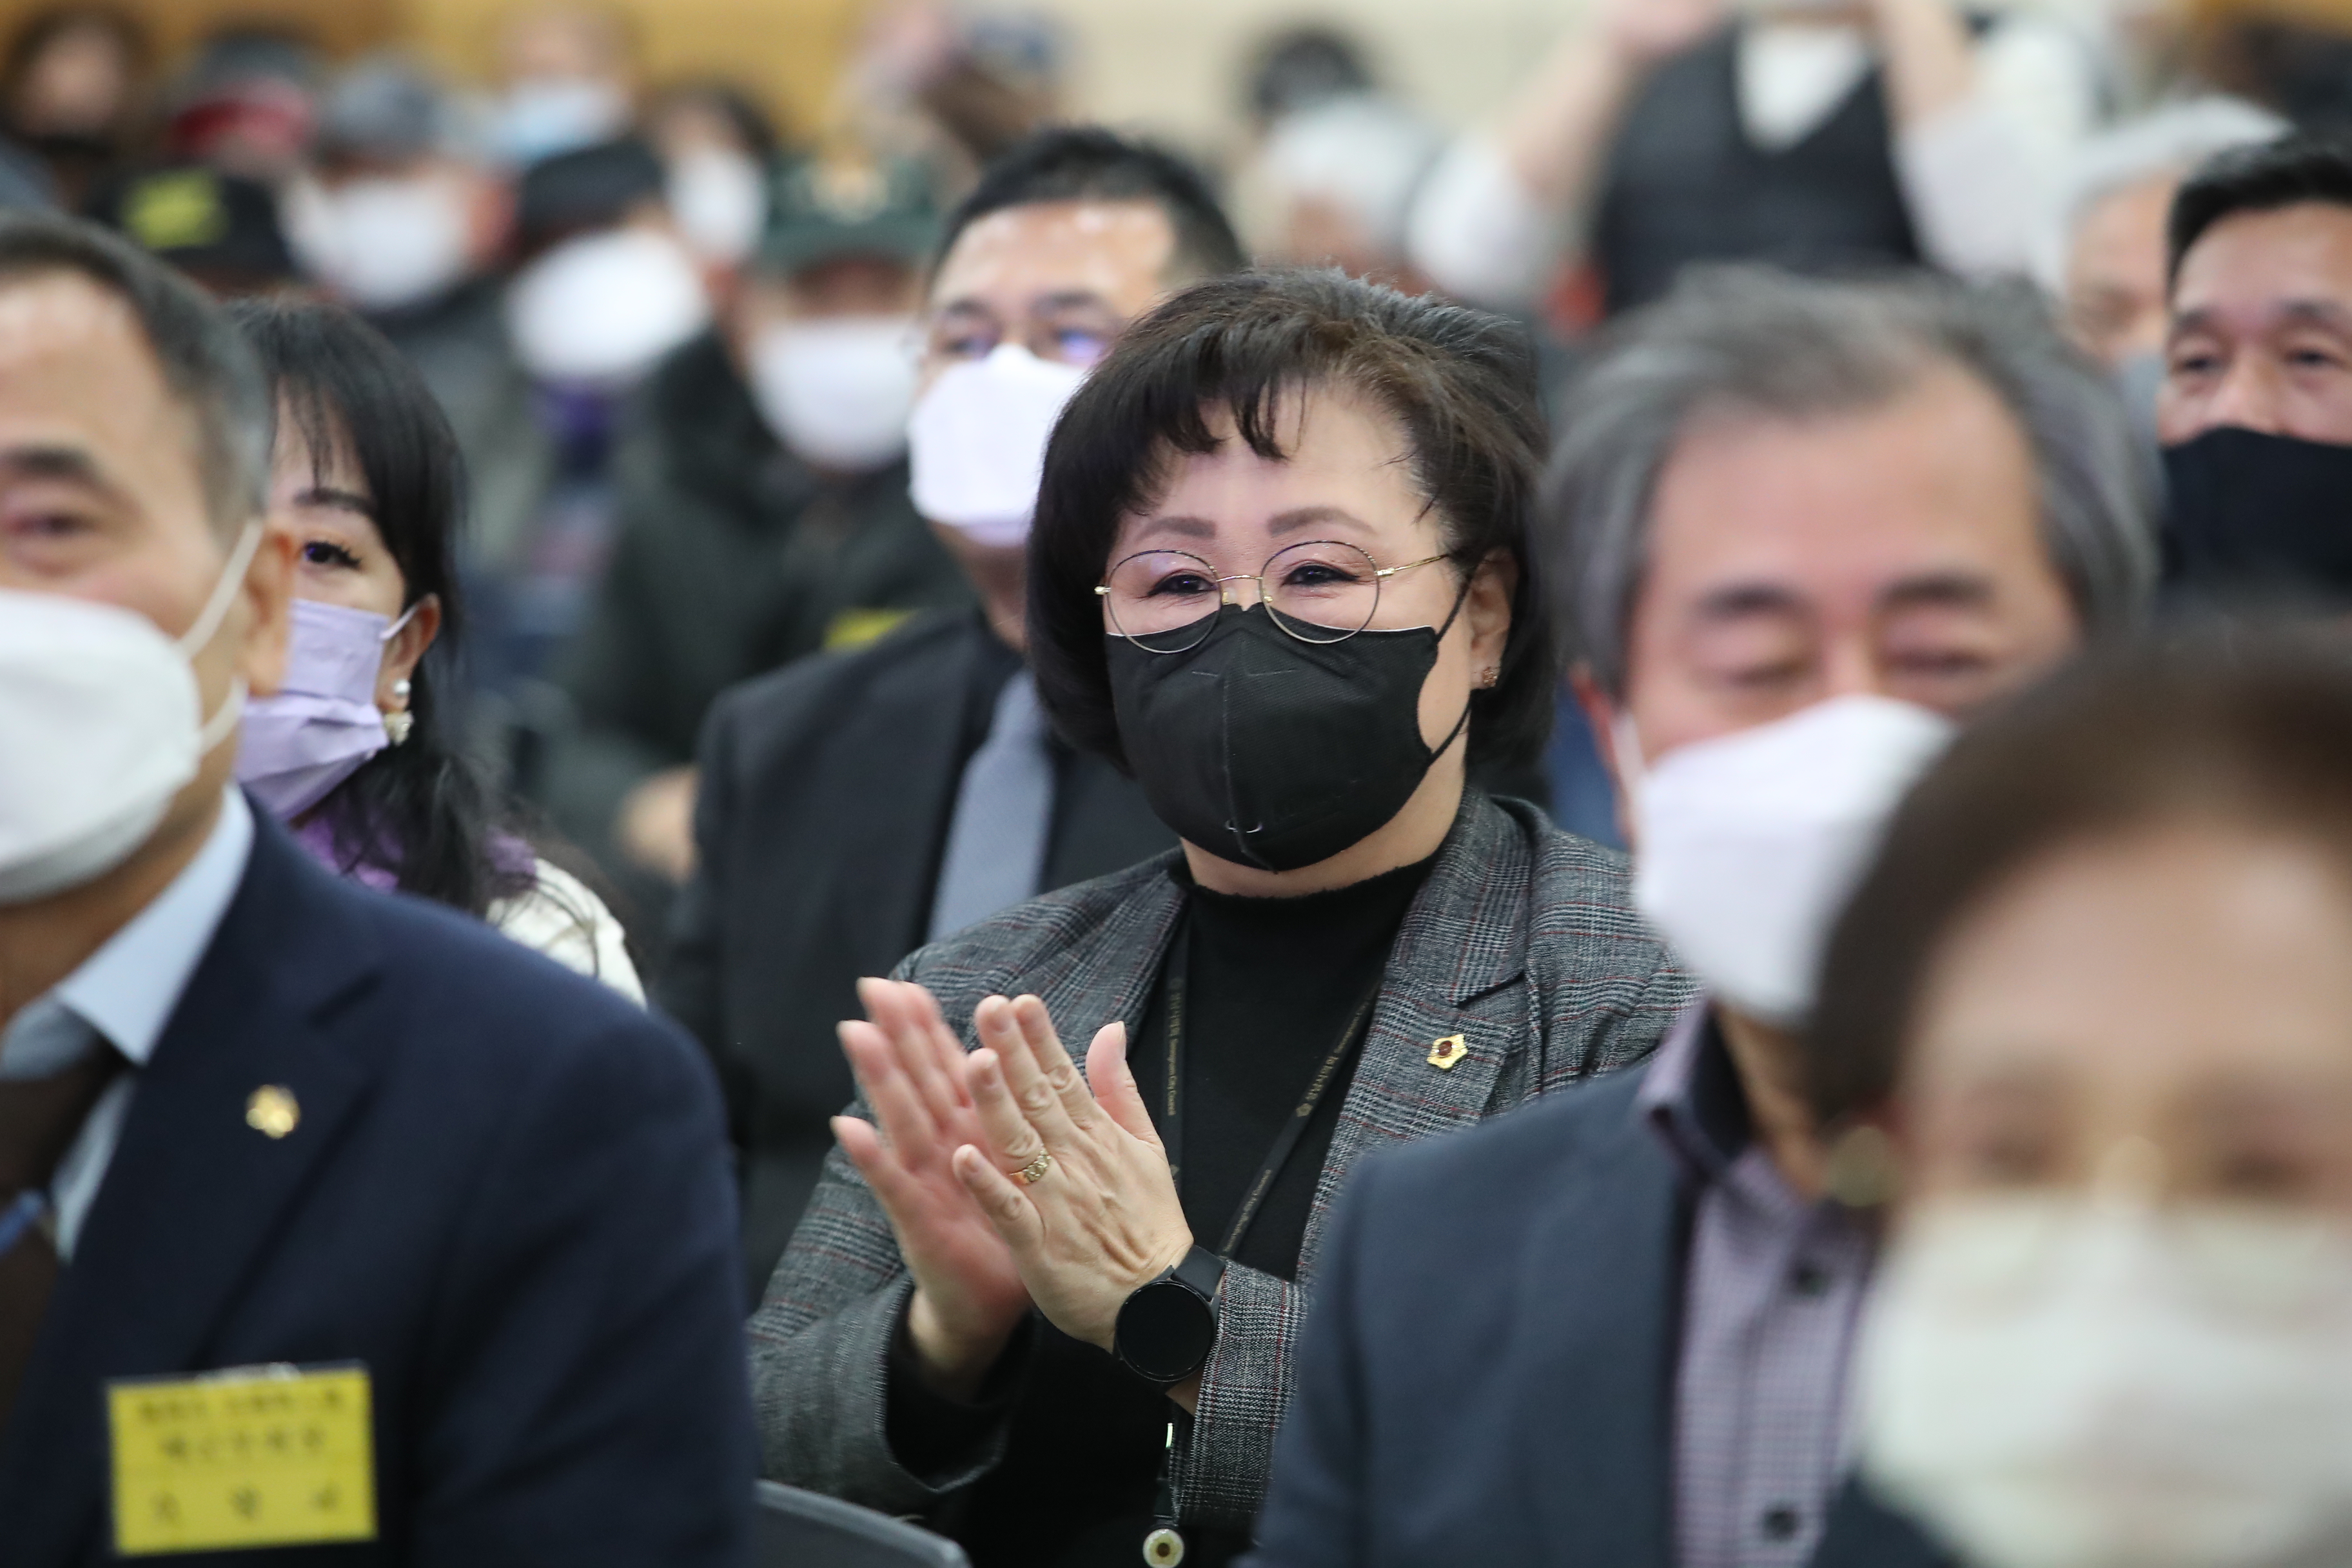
top-left (1244, 1069), bottom-right (1955, 1568)
top-left (0, 810), bottom-right (757, 1565)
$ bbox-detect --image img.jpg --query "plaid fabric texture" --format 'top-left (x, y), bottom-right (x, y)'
top-left (746, 792), bottom-right (1694, 1529)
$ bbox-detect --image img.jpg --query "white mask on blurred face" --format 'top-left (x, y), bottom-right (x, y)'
top-left (495, 75), bottom-right (629, 166)
top-left (0, 521), bottom-right (261, 905)
top-left (304, 175), bottom-right (473, 312)
top-left (668, 146), bottom-right (766, 265)
top-left (1858, 1194), bottom-right (2352, 1568)
top-left (1622, 694), bottom-right (1955, 1027)
top-left (505, 226), bottom-right (710, 387)
top-left (747, 315), bottom-right (916, 472)
top-left (906, 342), bottom-right (1090, 548)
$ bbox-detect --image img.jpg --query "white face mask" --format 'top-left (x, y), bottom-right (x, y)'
top-left (1857, 1193), bottom-right (2352, 1568)
top-left (1621, 694), bottom-right (1954, 1026)
top-left (493, 75), bottom-right (630, 166)
top-left (0, 520), bottom-right (262, 905)
top-left (747, 315), bottom-right (917, 473)
top-left (668, 146), bottom-right (767, 265)
top-left (505, 226), bottom-right (710, 387)
top-left (303, 175), bottom-right (474, 313)
top-left (906, 342), bottom-right (1091, 547)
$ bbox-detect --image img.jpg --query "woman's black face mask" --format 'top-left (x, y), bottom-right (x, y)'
top-left (1105, 594), bottom-right (1473, 874)
top-left (2164, 426), bottom-right (2352, 606)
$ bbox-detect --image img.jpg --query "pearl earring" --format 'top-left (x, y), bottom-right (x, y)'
top-left (384, 679), bottom-right (414, 746)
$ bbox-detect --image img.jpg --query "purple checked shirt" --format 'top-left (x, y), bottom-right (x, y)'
top-left (1636, 1007), bottom-right (1876, 1568)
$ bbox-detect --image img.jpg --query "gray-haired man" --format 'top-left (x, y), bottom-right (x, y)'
top-left (1246, 268), bottom-right (2156, 1568)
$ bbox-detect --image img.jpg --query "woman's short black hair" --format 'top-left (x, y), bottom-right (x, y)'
top-left (1027, 268), bottom-right (1558, 773)
top-left (229, 296), bottom-right (535, 917)
top-left (2168, 133), bottom-right (2351, 284)
top-left (1810, 629), bottom-right (2352, 1133)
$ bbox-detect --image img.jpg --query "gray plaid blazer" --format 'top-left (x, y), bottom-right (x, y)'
top-left (747, 791), bottom-right (1693, 1532)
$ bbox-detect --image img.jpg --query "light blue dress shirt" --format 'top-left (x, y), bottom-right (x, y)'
top-left (0, 788), bottom-right (253, 1259)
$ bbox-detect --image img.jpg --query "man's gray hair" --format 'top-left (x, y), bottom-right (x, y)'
top-left (0, 213), bottom-right (268, 536)
top-left (1546, 267), bottom-right (2160, 696)
top-left (2033, 96), bottom-right (2286, 289)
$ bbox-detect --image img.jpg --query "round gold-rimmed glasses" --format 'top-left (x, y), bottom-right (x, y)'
top-left (1096, 540), bottom-right (1451, 653)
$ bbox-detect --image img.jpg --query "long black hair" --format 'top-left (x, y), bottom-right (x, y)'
top-left (229, 296), bottom-right (536, 917)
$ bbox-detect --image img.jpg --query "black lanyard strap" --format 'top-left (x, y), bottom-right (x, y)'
top-left (1156, 918), bottom-right (1385, 1260)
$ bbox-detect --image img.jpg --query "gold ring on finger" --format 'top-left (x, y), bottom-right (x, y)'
top-left (1014, 1151), bottom-right (1054, 1185)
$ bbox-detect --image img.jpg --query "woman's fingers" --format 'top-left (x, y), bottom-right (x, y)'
top-left (963, 1046), bottom-right (1056, 1182)
top-left (840, 1021), bottom-right (948, 1159)
top-left (952, 1143), bottom-right (1044, 1250)
top-left (1010, 995), bottom-right (1107, 1132)
top-left (974, 995), bottom-right (1095, 1153)
top-left (860, 979), bottom-right (961, 1113)
top-left (1084, 1021), bottom-right (1163, 1148)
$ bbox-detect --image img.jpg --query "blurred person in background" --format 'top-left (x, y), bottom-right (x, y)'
top-left (487, 1), bottom-right (639, 170)
top-left (0, 5), bottom-right (145, 210)
top-left (545, 155), bottom-right (967, 929)
top-left (648, 77), bottom-right (781, 272)
top-left (669, 126), bottom-right (1206, 1297)
top-left (2041, 97), bottom-right (2283, 375)
top-left (0, 211), bottom-right (752, 1565)
top-left (839, 1), bottom-right (1061, 189)
top-left (151, 24), bottom-right (320, 186)
top-left (1242, 93), bottom-right (1440, 290)
top-left (1407, 0), bottom-right (2097, 317)
top-left (1246, 268), bottom-right (2155, 1568)
top-left (1813, 635), bottom-right (2352, 1568)
top-left (467, 135), bottom-right (707, 700)
top-left (88, 162), bottom-right (296, 296)
top-left (750, 266), bottom-right (1690, 1568)
top-left (288, 55), bottom-right (527, 553)
top-left (2157, 134), bottom-right (2352, 611)
top-left (1240, 26), bottom-right (1378, 140)
top-left (230, 297), bottom-right (639, 999)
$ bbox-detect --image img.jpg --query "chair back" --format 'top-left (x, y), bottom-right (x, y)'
top-left (754, 1480), bottom-right (970, 1568)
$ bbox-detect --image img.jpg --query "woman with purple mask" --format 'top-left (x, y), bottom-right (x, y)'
top-left (227, 297), bottom-right (641, 999)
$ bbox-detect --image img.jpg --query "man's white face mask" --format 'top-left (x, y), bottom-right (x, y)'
top-left (1620, 693), bottom-right (1955, 1026)
top-left (906, 343), bottom-right (1090, 548)
top-left (0, 520), bottom-right (262, 904)
top-left (1858, 1191), bottom-right (2352, 1568)
top-left (747, 315), bottom-right (917, 473)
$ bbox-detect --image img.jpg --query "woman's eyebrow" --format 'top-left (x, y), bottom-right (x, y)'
top-left (295, 485), bottom-right (375, 518)
top-left (1135, 513), bottom-right (1217, 542)
top-left (1266, 505), bottom-right (1371, 537)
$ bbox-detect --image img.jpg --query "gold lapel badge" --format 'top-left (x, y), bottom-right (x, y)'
top-left (1427, 1035), bottom-right (1469, 1071)
top-left (245, 1086), bottom-right (300, 1140)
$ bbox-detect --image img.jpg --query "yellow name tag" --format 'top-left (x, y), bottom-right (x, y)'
top-left (108, 1364), bottom-right (376, 1555)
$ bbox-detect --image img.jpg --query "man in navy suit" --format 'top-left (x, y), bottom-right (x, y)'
top-left (1246, 271), bottom-right (2161, 1567)
top-left (0, 215), bottom-right (754, 1562)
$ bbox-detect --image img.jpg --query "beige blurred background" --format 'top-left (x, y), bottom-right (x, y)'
top-left (5, 0), bottom-right (2349, 148)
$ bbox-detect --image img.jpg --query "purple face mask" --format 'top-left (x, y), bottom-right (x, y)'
top-left (235, 598), bottom-right (414, 820)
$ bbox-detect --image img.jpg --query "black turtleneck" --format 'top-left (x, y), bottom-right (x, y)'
top-left (885, 852), bottom-right (1435, 1568)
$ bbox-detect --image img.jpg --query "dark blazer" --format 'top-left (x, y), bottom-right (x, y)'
top-left (662, 610), bottom-right (1175, 1293)
top-left (1243, 1068), bottom-right (1954, 1568)
top-left (0, 811), bottom-right (756, 1566)
top-left (749, 793), bottom-right (1694, 1536)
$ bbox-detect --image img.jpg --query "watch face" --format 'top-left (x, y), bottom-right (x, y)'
top-left (1117, 1277), bottom-right (1217, 1384)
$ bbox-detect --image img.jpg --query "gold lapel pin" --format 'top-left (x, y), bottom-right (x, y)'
top-left (1427, 1035), bottom-right (1468, 1071)
top-left (246, 1085), bottom-right (299, 1139)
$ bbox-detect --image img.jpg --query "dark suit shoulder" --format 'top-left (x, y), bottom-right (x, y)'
top-left (282, 838), bottom-right (710, 1097)
top-left (1349, 1064), bottom-right (1653, 1231)
top-left (704, 611), bottom-right (974, 754)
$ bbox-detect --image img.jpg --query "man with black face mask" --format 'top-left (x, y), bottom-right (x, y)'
top-left (2157, 134), bottom-right (2352, 607)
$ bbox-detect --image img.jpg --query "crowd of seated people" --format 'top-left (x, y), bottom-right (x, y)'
top-left (8, 2), bottom-right (2352, 1565)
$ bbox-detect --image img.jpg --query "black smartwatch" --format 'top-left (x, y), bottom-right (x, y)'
top-left (1113, 1245), bottom-right (1226, 1387)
